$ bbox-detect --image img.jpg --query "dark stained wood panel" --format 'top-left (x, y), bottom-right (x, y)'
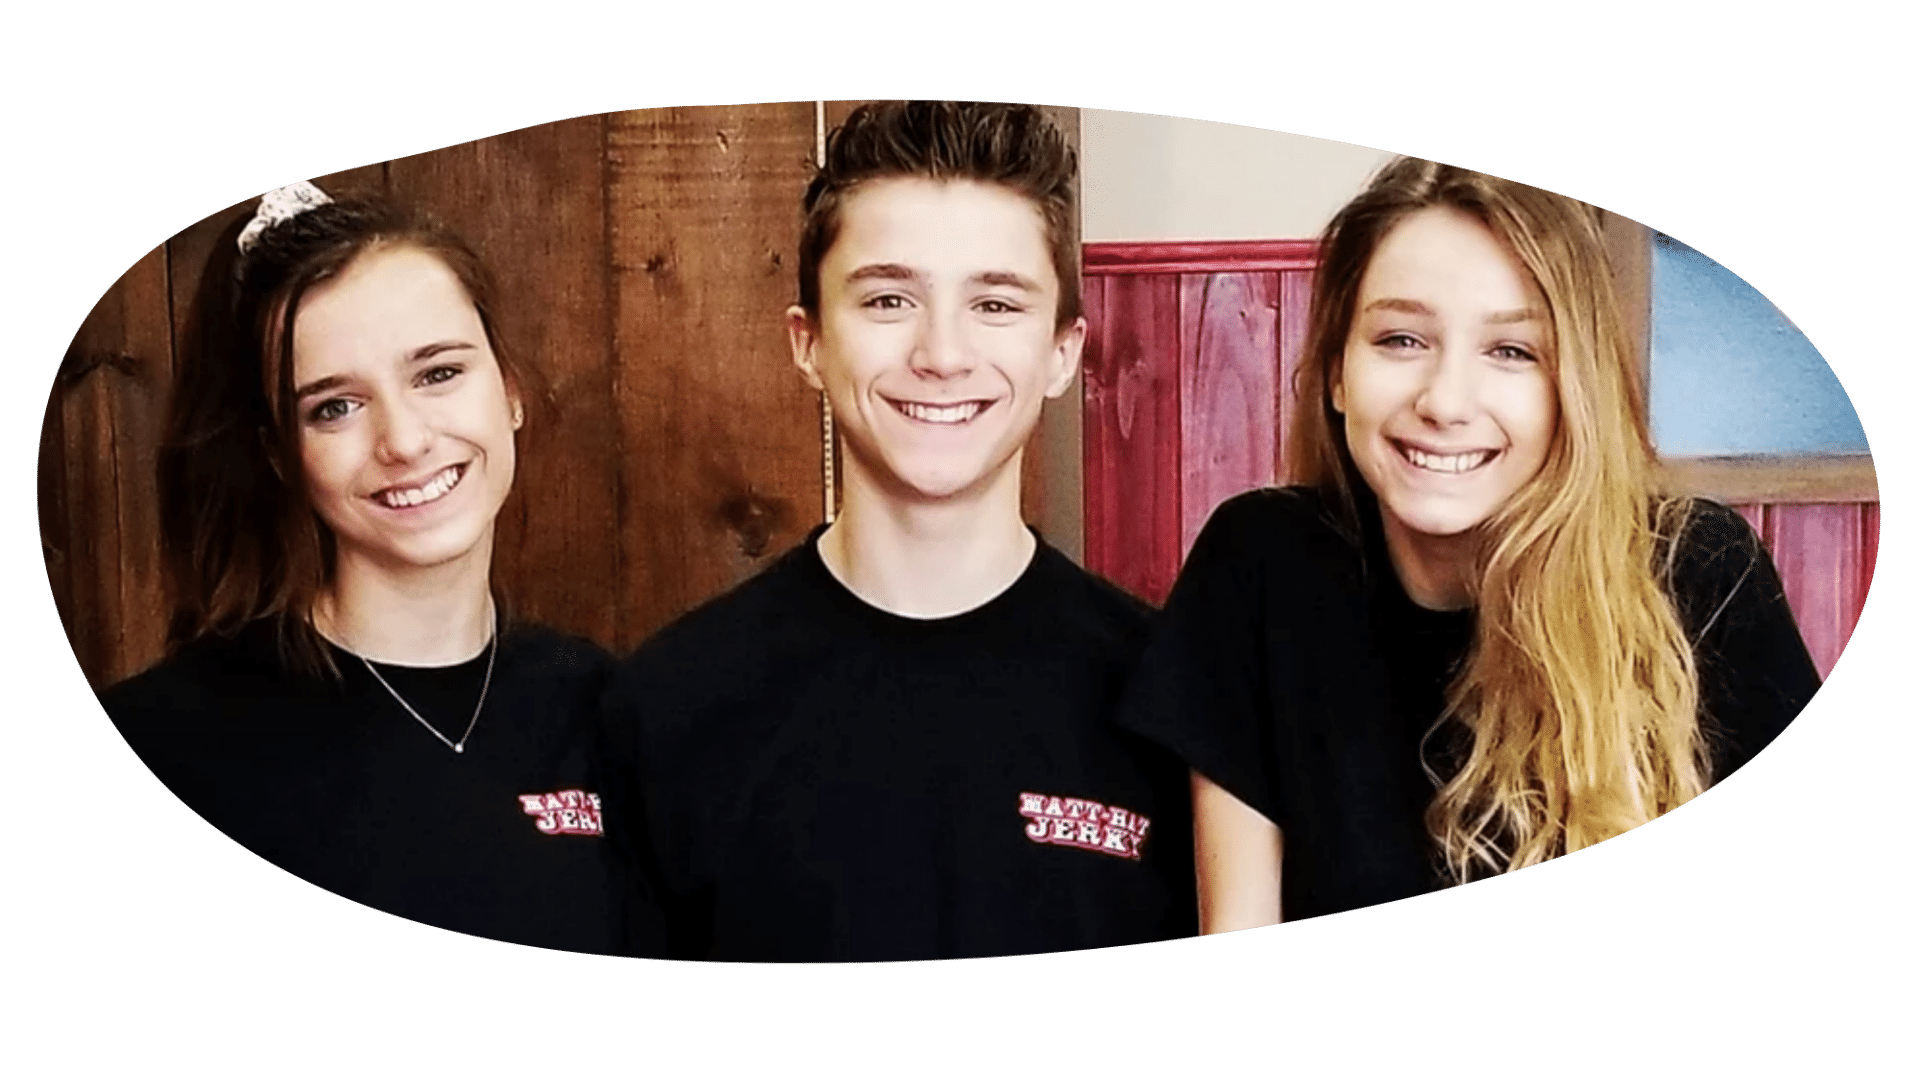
top-left (1178, 272), bottom-right (1278, 554)
top-left (388, 118), bottom-right (622, 646)
top-left (1082, 273), bottom-right (1182, 604)
top-left (42, 246), bottom-right (173, 688)
top-left (606, 103), bottom-right (823, 645)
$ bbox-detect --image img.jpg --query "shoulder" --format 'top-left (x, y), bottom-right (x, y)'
top-left (1205, 485), bottom-right (1338, 535)
top-left (1028, 542), bottom-right (1155, 648)
top-left (1198, 486), bottom-right (1353, 558)
top-left (608, 542), bottom-right (816, 700)
top-left (99, 625), bottom-right (292, 736)
top-left (1176, 486), bottom-right (1362, 597)
top-left (500, 620), bottom-right (615, 681)
top-left (632, 543), bottom-right (812, 665)
top-left (1667, 498), bottom-right (1765, 567)
top-left (1657, 499), bottom-right (1775, 630)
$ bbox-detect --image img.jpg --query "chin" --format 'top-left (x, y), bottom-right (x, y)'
top-left (348, 526), bottom-right (492, 574)
top-left (872, 450), bottom-right (1007, 503)
top-left (1374, 492), bottom-right (1501, 542)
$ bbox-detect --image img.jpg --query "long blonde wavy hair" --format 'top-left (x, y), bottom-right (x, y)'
top-left (1287, 157), bottom-right (1708, 882)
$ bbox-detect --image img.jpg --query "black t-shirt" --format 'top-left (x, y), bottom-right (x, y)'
top-left (103, 618), bottom-right (628, 955)
top-left (1116, 487), bottom-right (1822, 921)
top-left (600, 528), bottom-right (1197, 962)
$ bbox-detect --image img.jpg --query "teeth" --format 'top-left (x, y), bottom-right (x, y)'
top-left (1403, 446), bottom-right (1496, 474)
top-left (898, 400), bottom-right (986, 424)
top-left (379, 465), bottom-right (462, 509)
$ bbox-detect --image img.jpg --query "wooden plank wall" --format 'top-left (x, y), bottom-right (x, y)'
top-left (48, 105), bottom-right (1077, 691)
top-left (1082, 241), bottom-right (1316, 603)
top-left (1082, 240), bottom-right (1878, 680)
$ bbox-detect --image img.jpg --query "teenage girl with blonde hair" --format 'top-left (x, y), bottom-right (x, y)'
top-left (1118, 157), bottom-right (1821, 927)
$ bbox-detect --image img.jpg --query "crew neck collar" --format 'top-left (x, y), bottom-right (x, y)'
top-left (799, 522), bottom-right (1050, 635)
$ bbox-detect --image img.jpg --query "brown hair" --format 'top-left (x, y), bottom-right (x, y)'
top-left (1289, 157), bottom-right (1705, 880)
top-left (797, 101), bottom-right (1082, 330)
top-left (160, 191), bottom-right (535, 675)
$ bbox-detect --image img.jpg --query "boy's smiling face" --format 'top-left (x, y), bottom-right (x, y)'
top-left (788, 177), bottom-right (1084, 506)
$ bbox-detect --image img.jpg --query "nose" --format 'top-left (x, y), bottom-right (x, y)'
top-left (908, 310), bottom-right (974, 380)
top-left (1412, 344), bottom-right (1479, 427)
top-left (372, 395), bottom-right (435, 465)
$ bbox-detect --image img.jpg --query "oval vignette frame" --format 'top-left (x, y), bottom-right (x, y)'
top-left (37, 102), bottom-right (1881, 949)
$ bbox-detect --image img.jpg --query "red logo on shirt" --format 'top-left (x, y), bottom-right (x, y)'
top-left (518, 789), bottom-right (603, 837)
top-left (1018, 792), bottom-right (1150, 860)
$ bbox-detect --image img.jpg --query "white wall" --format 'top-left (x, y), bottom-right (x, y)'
top-left (1081, 108), bottom-right (1392, 242)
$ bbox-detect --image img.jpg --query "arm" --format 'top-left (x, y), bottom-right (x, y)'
top-left (1193, 770), bottom-right (1283, 933)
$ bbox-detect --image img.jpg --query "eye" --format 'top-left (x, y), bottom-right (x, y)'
top-left (862, 293), bottom-right (911, 311)
top-left (306, 397), bottom-right (358, 425)
top-left (418, 363), bottom-right (465, 387)
top-left (1489, 343), bottom-right (1540, 364)
top-left (1375, 331), bottom-right (1425, 352)
top-left (975, 297), bottom-right (1025, 317)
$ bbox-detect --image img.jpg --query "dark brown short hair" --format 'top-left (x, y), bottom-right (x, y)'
top-left (797, 101), bottom-right (1082, 330)
top-left (160, 192), bottom-right (534, 674)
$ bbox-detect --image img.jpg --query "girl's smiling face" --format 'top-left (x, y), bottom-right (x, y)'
top-left (1334, 206), bottom-right (1559, 558)
top-left (290, 244), bottom-right (520, 579)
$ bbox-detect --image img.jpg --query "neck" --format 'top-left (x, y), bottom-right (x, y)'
top-left (1380, 516), bottom-right (1478, 612)
top-left (312, 539), bottom-right (497, 665)
top-left (818, 451), bottom-right (1035, 619)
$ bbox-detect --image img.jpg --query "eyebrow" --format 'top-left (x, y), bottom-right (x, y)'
top-left (971, 269), bottom-right (1041, 292)
top-left (843, 264), bottom-right (1041, 292)
top-left (1360, 297), bottom-right (1542, 324)
top-left (293, 340), bottom-right (476, 400)
top-left (845, 263), bottom-right (922, 285)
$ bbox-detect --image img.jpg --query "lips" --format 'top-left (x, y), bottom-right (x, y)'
top-left (372, 463), bottom-right (467, 509)
top-left (1393, 440), bottom-right (1500, 475)
top-left (887, 397), bottom-right (994, 425)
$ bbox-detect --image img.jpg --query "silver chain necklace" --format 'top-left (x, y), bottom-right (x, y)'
top-left (355, 615), bottom-right (499, 755)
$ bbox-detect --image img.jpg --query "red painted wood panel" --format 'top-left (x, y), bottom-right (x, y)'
top-left (1178, 272), bottom-right (1279, 554)
top-left (1086, 239), bottom-right (1318, 276)
top-left (1732, 501), bottom-right (1877, 679)
top-left (1083, 273), bottom-right (1183, 604)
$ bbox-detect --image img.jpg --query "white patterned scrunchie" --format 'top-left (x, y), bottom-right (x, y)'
top-left (236, 181), bottom-right (333, 256)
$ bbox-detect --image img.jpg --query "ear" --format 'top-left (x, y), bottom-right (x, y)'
top-left (506, 380), bottom-right (526, 431)
top-left (786, 304), bottom-right (825, 392)
top-left (1042, 316), bottom-right (1087, 400)
top-left (1329, 363), bottom-right (1346, 415)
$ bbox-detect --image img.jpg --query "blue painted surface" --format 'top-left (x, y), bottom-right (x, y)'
top-left (1648, 233), bottom-right (1867, 456)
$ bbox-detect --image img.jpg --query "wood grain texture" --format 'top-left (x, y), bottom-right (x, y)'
top-left (1732, 501), bottom-right (1878, 680)
top-left (1274, 267), bottom-right (1315, 484)
top-left (1085, 239), bottom-right (1318, 276)
top-left (1661, 453), bottom-right (1877, 504)
top-left (607, 103), bottom-right (823, 644)
top-left (1082, 273), bottom-right (1182, 603)
top-left (1178, 272), bottom-right (1278, 555)
top-left (41, 246), bottom-right (173, 688)
top-left (388, 117), bottom-right (622, 646)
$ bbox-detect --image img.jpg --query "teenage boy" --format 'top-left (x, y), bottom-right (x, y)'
top-left (601, 101), bottom-right (1195, 962)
